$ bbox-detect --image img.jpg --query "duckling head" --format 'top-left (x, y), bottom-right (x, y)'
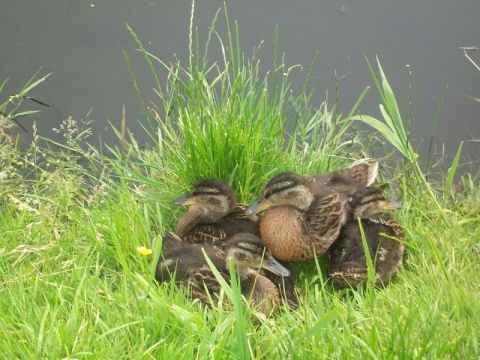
top-left (225, 233), bottom-right (290, 278)
top-left (350, 186), bottom-right (402, 219)
top-left (245, 172), bottom-right (314, 215)
top-left (174, 178), bottom-right (237, 229)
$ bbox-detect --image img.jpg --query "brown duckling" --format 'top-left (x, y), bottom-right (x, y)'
top-left (173, 178), bottom-right (299, 308)
top-left (156, 232), bottom-right (290, 316)
top-left (245, 158), bottom-right (379, 262)
top-left (328, 186), bottom-right (405, 288)
top-left (173, 178), bottom-right (260, 245)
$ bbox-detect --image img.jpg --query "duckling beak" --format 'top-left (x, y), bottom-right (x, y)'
top-left (173, 194), bottom-right (197, 206)
top-left (244, 196), bottom-right (272, 215)
top-left (261, 255), bottom-right (290, 277)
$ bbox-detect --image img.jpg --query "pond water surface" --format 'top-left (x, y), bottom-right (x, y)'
top-left (1, 1), bottom-right (479, 172)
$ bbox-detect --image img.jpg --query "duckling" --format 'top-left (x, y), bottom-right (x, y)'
top-left (245, 158), bottom-right (378, 262)
top-left (328, 186), bottom-right (405, 288)
top-left (156, 232), bottom-right (290, 316)
top-left (173, 179), bottom-right (260, 246)
top-left (173, 178), bottom-right (299, 309)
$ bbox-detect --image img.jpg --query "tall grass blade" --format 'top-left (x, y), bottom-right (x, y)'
top-left (228, 259), bottom-right (249, 360)
top-left (358, 218), bottom-right (376, 287)
top-left (425, 86), bottom-right (448, 174)
top-left (443, 142), bottom-right (463, 205)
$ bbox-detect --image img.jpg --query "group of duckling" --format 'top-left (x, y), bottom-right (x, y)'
top-left (154, 158), bottom-right (405, 316)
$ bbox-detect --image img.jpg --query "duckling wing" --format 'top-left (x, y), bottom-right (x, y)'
top-left (183, 226), bottom-right (228, 246)
top-left (306, 193), bottom-right (348, 247)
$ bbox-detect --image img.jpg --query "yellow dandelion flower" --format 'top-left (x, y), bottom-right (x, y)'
top-left (136, 246), bottom-right (153, 256)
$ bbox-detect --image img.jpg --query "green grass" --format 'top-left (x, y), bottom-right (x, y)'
top-left (1, 6), bottom-right (479, 359)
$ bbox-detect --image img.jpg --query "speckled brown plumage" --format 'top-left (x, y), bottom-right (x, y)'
top-left (155, 232), bottom-right (290, 316)
top-left (245, 158), bottom-right (379, 262)
top-left (328, 186), bottom-right (405, 288)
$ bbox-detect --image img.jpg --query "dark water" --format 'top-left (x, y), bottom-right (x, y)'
top-left (1, 1), bottom-right (479, 172)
